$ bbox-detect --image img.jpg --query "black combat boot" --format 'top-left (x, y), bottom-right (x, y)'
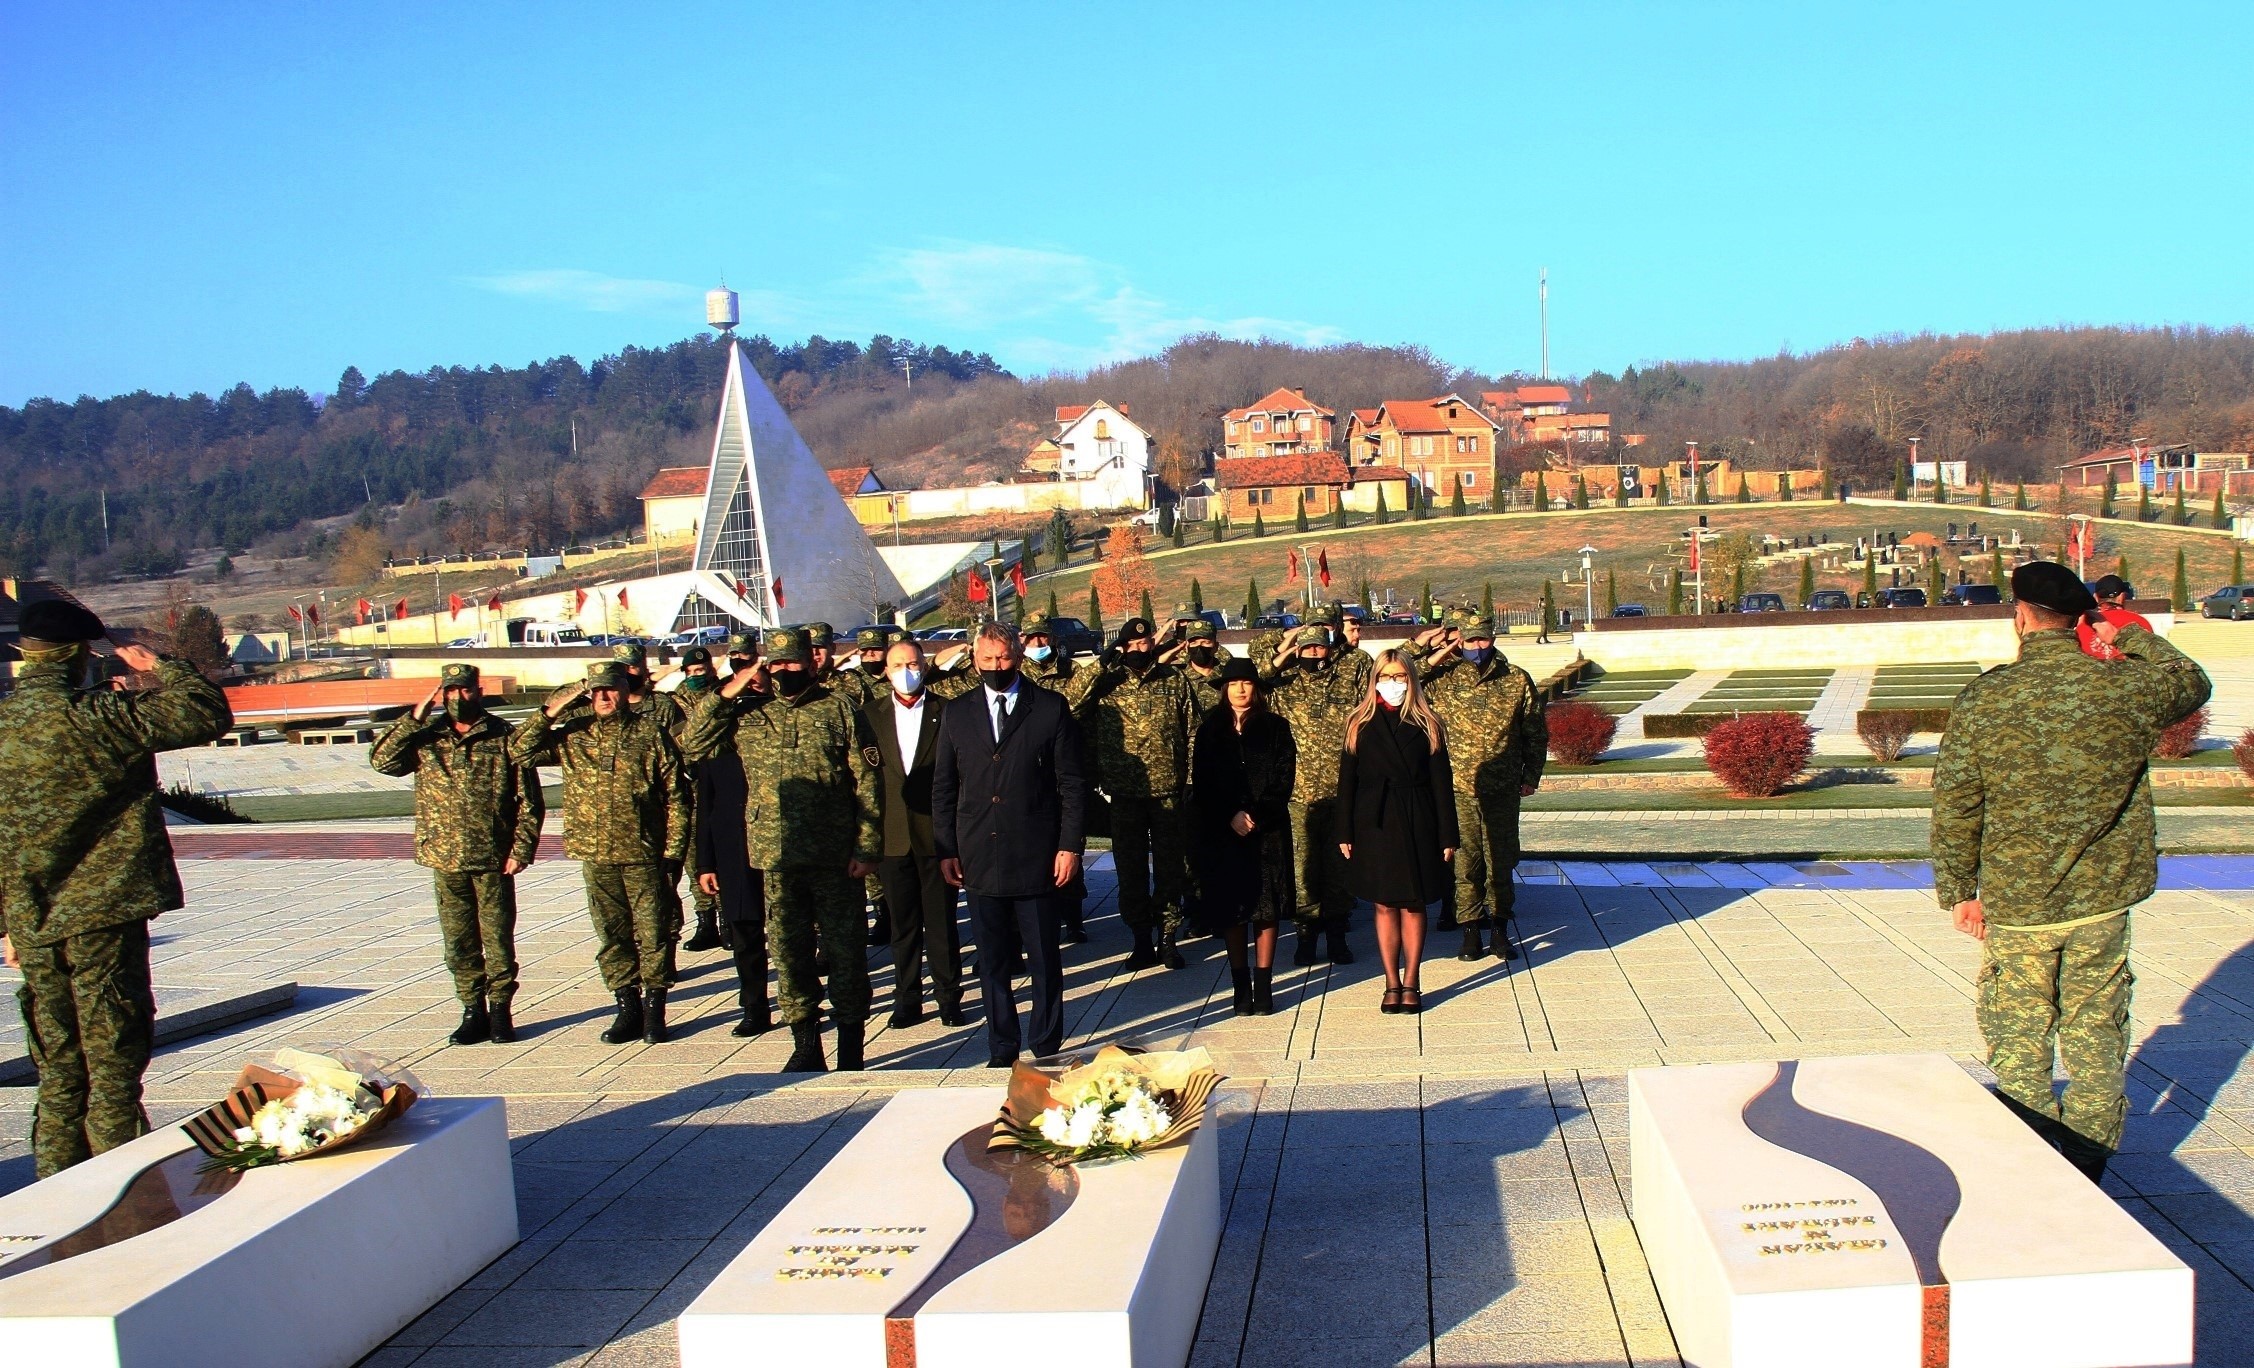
top-left (1293, 924), bottom-right (1322, 966)
top-left (1160, 929), bottom-right (1186, 970)
top-left (641, 987), bottom-right (669, 1044)
top-left (487, 998), bottom-right (515, 1043)
top-left (1251, 967), bottom-right (1275, 1016)
top-left (783, 1021), bottom-right (827, 1072)
top-left (450, 998), bottom-right (491, 1046)
top-left (1496, 918), bottom-right (1521, 962)
top-left (1228, 960), bottom-right (1253, 1015)
top-left (1457, 925), bottom-right (1486, 961)
top-left (731, 1009), bottom-right (772, 1037)
top-left (1326, 924), bottom-right (1355, 965)
top-left (599, 988), bottom-right (643, 1044)
top-left (683, 908), bottom-right (724, 952)
top-left (836, 1019), bottom-right (866, 1071)
top-left (1124, 925), bottom-right (1159, 970)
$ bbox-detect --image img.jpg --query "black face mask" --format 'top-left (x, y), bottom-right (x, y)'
top-left (1297, 655), bottom-right (1326, 673)
top-left (861, 658), bottom-right (886, 675)
top-left (444, 697), bottom-right (484, 723)
top-left (1122, 645), bottom-right (1153, 671)
top-left (981, 666), bottom-right (1020, 692)
top-left (1188, 646), bottom-right (1217, 667)
top-left (772, 668), bottom-right (811, 696)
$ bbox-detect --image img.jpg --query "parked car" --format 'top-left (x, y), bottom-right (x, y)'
top-left (445, 637), bottom-right (482, 649)
top-left (917, 627), bottom-right (970, 645)
top-left (663, 625), bottom-right (729, 648)
top-left (2202, 585), bottom-right (2254, 620)
top-left (1612, 604), bottom-right (1648, 618)
top-left (1874, 587), bottom-right (1928, 609)
top-left (1128, 505), bottom-right (1164, 528)
top-left (1251, 612), bottom-right (1302, 631)
top-left (1338, 603), bottom-right (1371, 624)
top-left (1738, 593), bottom-right (1787, 613)
top-left (1380, 611), bottom-right (1420, 625)
top-left (1039, 615), bottom-right (1104, 657)
top-left (1806, 589), bottom-right (1853, 611)
top-left (1942, 584), bottom-right (2003, 607)
top-left (582, 633), bottom-right (648, 648)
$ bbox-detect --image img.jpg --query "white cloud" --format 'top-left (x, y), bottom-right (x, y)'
top-left (467, 269), bottom-right (704, 314)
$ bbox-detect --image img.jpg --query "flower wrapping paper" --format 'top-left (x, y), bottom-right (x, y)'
top-left (180, 1048), bottom-right (418, 1164)
top-left (989, 1044), bottom-right (1223, 1157)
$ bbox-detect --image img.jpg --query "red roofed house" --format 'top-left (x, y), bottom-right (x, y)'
top-left (1213, 452), bottom-right (1414, 521)
top-left (640, 466), bottom-right (712, 543)
top-left (827, 466), bottom-right (883, 499)
top-left (1481, 384), bottom-right (1611, 448)
top-left (1221, 387), bottom-right (1335, 459)
top-left (1342, 395), bottom-right (1502, 507)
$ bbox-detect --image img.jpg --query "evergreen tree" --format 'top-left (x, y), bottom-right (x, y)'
top-left (1656, 470), bottom-right (1672, 506)
top-left (1933, 470), bottom-right (1948, 505)
top-left (1604, 568), bottom-right (1618, 615)
top-left (1332, 499), bottom-right (1347, 529)
top-left (1087, 585), bottom-right (1104, 637)
top-left (1991, 549), bottom-right (2007, 590)
top-left (1214, 513), bottom-right (1228, 543)
top-left (1481, 582), bottom-right (1495, 617)
top-left (1925, 550), bottom-right (1944, 601)
top-left (2101, 470), bottom-right (2118, 517)
top-left (1695, 472), bottom-right (1710, 505)
top-left (1190, 577), bottom-right (1204, 613)
top-left (2172, 482), bottom-right (2188, 526)
top-left (2117, 553), bottom-right (2131, 582)
top-left (1171, 514), bottom-right (1185, 548)
top-left (1778, 472), bottom-right (1794, 503)
top-left (1862, 550), bottom-right (1879, 601)
top-left (1736, 475), bottom-right (1752, 504)
top-left (1452, 482), bottom-right (1468, 516)
top-left (1820, 465), bottom-right (1835, 500)
top-left (2174, 547), bottom-right (2191, 612)
top-left (1893, 460), bottom-right (1908, 501)
top-left (1614, 473), bottom-right (1630, 507)
top-left (1540, 578), bottom-right (1557, 634)
top-left (1375, 487), bottom-right (1391, 525)
top-left (1732, 562), bottom-right (1748, 605)
top-left (1978, 473), bottom-right (1993, 507)
top-left (1020, 537), bottom-right (1039, 577)
top-left (1798, 557), bottom-right (1815, 607)
top-left (1047, 508), bottom-right (1072, 564)
top-left (1047, 588), bottom-right (1060, 620)
top-left (2235, 543), bottom-right (2246, 585)
top-left (1574, 474), bottom-right (1590, 510)
top-left (1244, 576), bottom-right (1260, 624)
top-left (2214, 486), bottom-right (2230, 531)
top-left (2014, 482), bottom-right (2030, 511)
top-left (1294, 491), bottom-right (1308, 533)
top-left (1532, 474), bottom-right (1549, 512)
top-left (1667, 568), bottom-right (1683, 615)
top-left (1412, 481), bottom-right (1429, 520)
top-left (1157, 502), bottom-right (1175, 538)
top-left (215, 553), bottom-right (236, 578)
top-left (1419, 580), bottom-right (1435, 623)
top-left (2137, 485), bottom-right (2153, 523)
top-left (1358, 576), bottom-right (1372, 609)
top-left (1253, 508), bottom-right (1265, 538)
top-left (1140, 588), bottom-right (1155, 623)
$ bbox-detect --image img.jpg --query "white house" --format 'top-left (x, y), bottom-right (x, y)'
top-left (1050, 400), bottom-right (1151, 508)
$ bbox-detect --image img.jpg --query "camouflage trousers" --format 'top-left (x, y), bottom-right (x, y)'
top-left (684, 804), bottom-right (717, 924)
top-left (1289, 796), bottom-right (1351, 930)
top-left (433, 870), bottom-right (519, 1006)
top-left (16, 918), bottom-right (155, 1179)
top-left (583, 862), bottom-right (671, 993)
top-left (1110, 791), bottom-right (1189, 937)
top-left (768, 865), bottom-right (869, 1026)
top-left (1977, 911), bottom-right (2133, 1155)
top-left (1447, 791), bottom-right (1523, 929)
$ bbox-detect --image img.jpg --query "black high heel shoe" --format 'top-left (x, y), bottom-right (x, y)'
top-left (1380, 986), bottom-right (1403, 1014)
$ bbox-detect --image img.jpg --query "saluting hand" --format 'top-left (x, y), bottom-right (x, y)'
top-left (720, 659), bottom-right (767, 698)
top-left (115, 644), bottom-right (160, 674)
top-left (414, 682), bottom-right (444, 721)
top-left (544, 681), bottom-right (587, 719)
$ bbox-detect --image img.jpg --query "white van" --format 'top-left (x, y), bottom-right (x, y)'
top-left (518, 621), bottom-right (588, 648)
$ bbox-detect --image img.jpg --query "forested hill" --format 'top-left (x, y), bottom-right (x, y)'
top-left (0, 332), bottom-right (1005, 581)
top-left (6, 322), bottom-right (2253, 585)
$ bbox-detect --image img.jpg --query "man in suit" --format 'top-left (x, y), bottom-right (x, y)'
top-left (932, 622), bottom-right (1087, 1066)
top-left (866, 637), bottom-right (966, 1028)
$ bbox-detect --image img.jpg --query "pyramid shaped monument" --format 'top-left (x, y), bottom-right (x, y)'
top-left (692, 337), bottom-right (905, 629)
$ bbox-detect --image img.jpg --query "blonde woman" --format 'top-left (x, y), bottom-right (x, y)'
top-left (1333, 650), bottom-right (1458, 1013)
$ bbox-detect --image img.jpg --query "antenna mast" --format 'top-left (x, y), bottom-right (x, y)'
top-left (1539, 268), bottom-right (1550, 379)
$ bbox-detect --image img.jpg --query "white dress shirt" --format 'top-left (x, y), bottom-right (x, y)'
top-left (891, 690), bottom-right (926, 767)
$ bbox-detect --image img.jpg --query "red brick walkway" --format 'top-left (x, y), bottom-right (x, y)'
top-left (173, 830), bottom-right (571, 860)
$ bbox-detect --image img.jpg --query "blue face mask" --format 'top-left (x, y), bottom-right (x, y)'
top-left (1462, 645), bottom-right (1493, 666)
top-left (1026, 643), bottom-right (1053, 662)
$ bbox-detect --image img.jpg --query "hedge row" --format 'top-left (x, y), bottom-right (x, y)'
top-left (1855, 707), bottom-right (1955, 734)
top-left (1643, 713), bottom-right (1738, 739)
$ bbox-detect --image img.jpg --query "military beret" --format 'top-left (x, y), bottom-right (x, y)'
top-left (1182, 619), bottom-right (1218, 642)
top-left (1217, 656), bottom-right (1260, 685)
top-left (1459, 611), bottom-right (1500, 639)
top-left (19, 599), bottom-right (105, 644)
top-left (853, 626), bottom-right (891, 650)
top-left (680, 645), bottom-right (712, 667)
top-left (1118, 616), bottom-right (1155, 641)
top-left (1020, 615), bottom-right (1053, 637)
top-left (586, 661), bottom-right (630, 689)
top-left (2012, 560), bottom-right (2098, 616)
top-left (609, 641), bottom-right (647, 667)
top-left (803, 622), bottom-right (834, 647)
top-left (440, 662), bottom-right (481, 689)
top-left (1291, 625), bottom-right (1332, 650)
top-left (2092, 574), bottom-right (2134, 600)
top-left (724, 631), bottom-right (760, 654)
top-left (764, 626), bottom-right (812, 664)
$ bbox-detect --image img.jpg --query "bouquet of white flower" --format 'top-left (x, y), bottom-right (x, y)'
top-left (993, 1044), bottom-right (1222, 1167)
top-left (183, 1047), bottom-right (420, 1173)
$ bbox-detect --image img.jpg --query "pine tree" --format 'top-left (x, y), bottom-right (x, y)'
top-left (2138, 485), bottom-right (2153, 523)
top-left (1614, 473), bottom-right (1630, 508)
top-left (1140, 588), bottom-right (1155, 624)
top-left (1540, 578), bottom-right (1557, 634)
top-left (1294, 491), bottom-right (1308, 532)
top-left (1925, 550), bottom-right (1944, 602)
top-left (1667, 568), bottom-right (1683, 615)
top-left (1695, 472), bottom-right (1709, 505)
top-left (1820, 465), bottom-right (1835, 500)
top-left (1047, 588), bottom-right (1060, 620)
top-left (1244, 577), bottom-right (1261, 625)
top-left (2214, 486), bottom-right (2230, 530)
top-left (1451, 482), bottom-right (1468, 517)
top-left (1157, 502), bottom-right (1175, 538)
top-left (1862, 551), bottom-right (1879, 601)
top-left (1214, 513), bottom-right (1228, 543)
top-left (1893, 461), bottom-right (1908, 501)
top-left (1798, 556), bottom-right (1815, 607)
top-left (1778, 472), bottom-right (1794, 503)
top-left (1170, 514), bottom-right (1185, 548)
top-left (2174, 547), bottom-right (2191, 612)
top-left (1358, 576), bottom-right (1372, 609)
top-left (1087, 585), bottom-right (1104, 637)
top-left (1253, 508), bottom-right (1266, 538)
top-left (1412, 482), bottom-right (1429, 520)
top-left (1978, 474), bottom-right (1992, 507)
top-left (1533, 474), bottom-right (1549, 512)
top-left (1604, 568), bottom-right (1619, 615)
top-left (1190, 578), bottom-right (1204, 613)
top-left (1991, 549), bottom-right (2006, 591)
top-left (1419, 580), bottom-right (1435, 623)
top-left (2101, 471), bottom-right (2118, 517)
top-left (2117, 554), bottom-right (2131, 582)
top-left (1375, 487), bottom-right (1391, 525)
top-left (2172, 482), bottom-right (2188, 526)
top-left (1481, 582), bottom-right (1495, 617)
top-left (2014, 482), bottom-right (2030, 511)
top-left (1933, 470), bottom-right (1948, 505)
top-left (1737, 475), bottom-right (1753, 504)
top-left (1048, 509), bottom-right (1072, 565)
top-left (1574, 474), bottom-right (1590, 510)
top-left (2234, 543), bottom-right (2245, 585)
top-left (1332, 499), bottom-right (1347, 529)
top-left (1656, 470), bottom-right (1672, 506)
top-left (1732, 562), bottom-right (1748, 605)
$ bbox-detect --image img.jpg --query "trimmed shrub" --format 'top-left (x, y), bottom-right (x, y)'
top-left (1643, 712), bottom-right (1736, 739)
top-left (1855, 706), bottom-right (1954, 735)
top-left (1545, 701), bottom-right (1618, 765)
top-left (2235, 729), bottom-right (2254, 782)
top-left (1857, 711), bottom-right (1915, 762)
top-left (2155, 706), bottom-right (2209, 761)
top-left (1702, 712), bottom-right (1816, 798)
top-left (162, 782), bottom-right (246, 824)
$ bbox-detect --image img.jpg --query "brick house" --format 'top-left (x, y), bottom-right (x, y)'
top-left (1481, 384), bottom-right (1611, 448)
top-left (1222, 386), bottom-right (1335, 459)
top-left (1212, 452), bottom-right (1413, 520)
top-left (1342, 394), bottom-right (1502, 505)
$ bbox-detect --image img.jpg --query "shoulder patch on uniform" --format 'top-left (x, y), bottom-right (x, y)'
top-left (863, 745), bottom-right (882, 767)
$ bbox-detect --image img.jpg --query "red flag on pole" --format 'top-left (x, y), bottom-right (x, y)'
top-left (1286, 549), bottom-right (1301, 583)
top-left (616, 587), bottom-right (629, 608)
top-left (967, 571), bottom-right (990, 603)
top-left (392, 597), bottom-right (409, 620)
top-left (771, 577), bottom-right (787, 610)
top-left (355, 598), bottom-right (372, 624)
top-left (574, 588), bottom-right (588, 614)
top-left (286, 604), bottom-right (303, 622)
top-left (1009, 562), bottom-right (1028, 598)
top-left (1687, 535), bottom-right (1701, 574)
top-left (486, 594), bottom-right (503, 613)
top-left (1317, 549), bottom-right (1332, 588)
top-left (307, 603), bottom-right (320, 626)
top-left (448, 593), bottom-right (465, 619)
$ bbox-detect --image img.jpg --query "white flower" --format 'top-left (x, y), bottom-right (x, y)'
top-left (1037, 1106), bottom-right (1075, 1147)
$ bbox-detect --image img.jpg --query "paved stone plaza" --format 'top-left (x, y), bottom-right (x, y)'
top-left (8, 832), bottom-right (2254, 1365)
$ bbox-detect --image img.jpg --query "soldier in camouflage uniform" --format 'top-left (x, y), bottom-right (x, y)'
top-left (829, 626), bottom-right (899, 945)
top-left (1077, 617), bottom-right (1201, 969)
top-left (672, 646), bottom-right (728, 952)
top-left (510, 661), bottom-right (689, 1045)
top-left (1265, 624), bottom-right (1363, 965)
top-left (1327, 602), bottom-right (1375, 698)
top-left (1933, 561), bottom-right (2211, 1182)
top-left (1168, 611), bottom-right (1229, 715)
top-left (805, 621), bottom-right (837, 681)
top-left (1019, 615), bottom-right (1094, 942)
top-left (370, 662), bottom-right (545, 1044)
top-left (1411, 613), bottom-right (1546, 962)
top-left (0, 602), bottom-right (232, 1178)
top-left (682, 626), bottom-right (883, 1073)
top-left (605, 641), bottom-right (699, 974)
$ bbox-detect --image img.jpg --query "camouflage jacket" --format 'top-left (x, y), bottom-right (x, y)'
top-left (0, 657), bottom-right (233, 946)
top-left (370, 711), bottom-right (544, 872)
top-left (1932, 626), bottom-right (2211, 927)
top-left (1266, 659), bottom-right (1364, 802)
top-left (1023, 652), bottom-right (1103, 706)
top-left (1076, 660), bottom-right (1199, 797)
top-left (824, 665), bottom-right (885, 709)
top-left (1332, 645), bottom-right (1375, 699)
top-left (680, 684), bottom-right (881, 869)
top-left (507, 708), bottom-right (687, 865)
top-left (1183, 659), bottom-right (1227, 716)
top-left (1418, 654), bottom-right (1547, 798)
top-left (633, 688), bottom-right (687, 742)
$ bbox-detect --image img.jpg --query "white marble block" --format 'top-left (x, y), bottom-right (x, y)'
top-left (0, 1096), bottom-right (518, 1368)
top-left (1630, 1053), bottom-right (2193, 1368)
top-left (679, 1086), bottom-right (1222, 1368)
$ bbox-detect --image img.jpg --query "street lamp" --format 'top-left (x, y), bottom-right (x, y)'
top-left (1578, 545), bottom-right (1597, 626)
top-left (983, 555), bottom-right (1005, 622)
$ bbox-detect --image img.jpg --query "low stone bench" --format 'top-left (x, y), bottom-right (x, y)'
top-left (1631, 1052), bottom-right (2191, 1367)
top-left (290, 726), bottom-right (375, 745)
top-left (679, 1086), bottom-right (1221, 1368)
top-left (0, 1095), bottom-right (517, 1368)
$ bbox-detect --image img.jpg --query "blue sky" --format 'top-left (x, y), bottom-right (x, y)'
top-left (4, 3), bottom-right (2250, 405)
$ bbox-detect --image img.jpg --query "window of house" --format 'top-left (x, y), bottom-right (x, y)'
top-left (1252, 419), bottom-right (1266, 433)
top-left (1304, 485), bottom-right (1318, 503)
top-left (1093, 419), bottom-right (1110, 440)
top-left (1226, 420), bottom-right (1238, 436)
top-left (1460, 472), bottom-right (1477, 489)
top-left (1297, 415), bottom-right (1312, 431)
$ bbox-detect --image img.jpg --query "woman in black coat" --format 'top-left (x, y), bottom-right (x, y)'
top-left (1333, 649), bottom-right (1458, 1014)
top-left (1190, 658), bottom-right (1295, 1016)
